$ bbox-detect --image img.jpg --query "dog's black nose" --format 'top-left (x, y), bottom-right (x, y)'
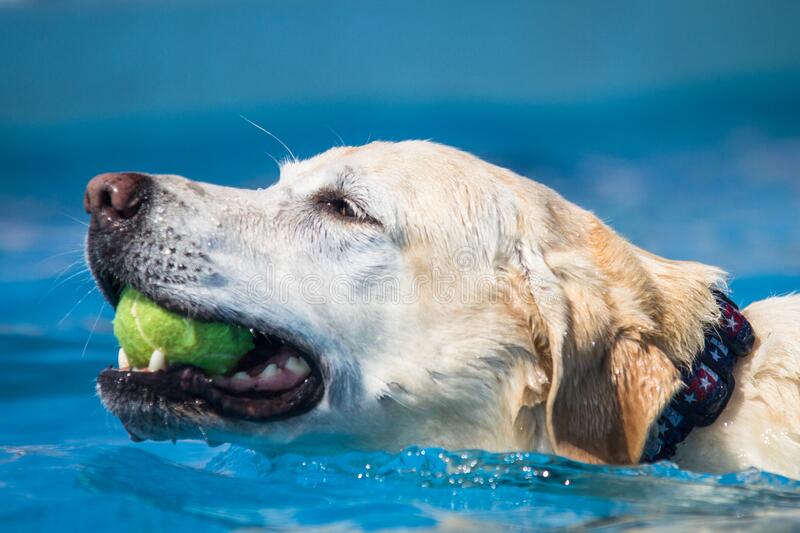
top-left (84, 172), bottom-right (148, 228)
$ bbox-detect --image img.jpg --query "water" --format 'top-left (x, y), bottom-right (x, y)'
top-left (4, 443), bottom-right (800, 532)
top-left (2, 2), bottom-right (800, 527)
top-left (2, 117), bottom-right (799, 529)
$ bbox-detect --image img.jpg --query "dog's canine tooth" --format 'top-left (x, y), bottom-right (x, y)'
top-left (285, 356), bottom-right (310, 376)
top-left (148, 349), bottom-right (167, 372)
top-left (118, 348), bottom-right (130, 370)
top-left (232, 371), bottom-right (250, 381)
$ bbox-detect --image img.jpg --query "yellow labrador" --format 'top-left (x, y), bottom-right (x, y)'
top-left (85, 141), bottom-right (800, 477)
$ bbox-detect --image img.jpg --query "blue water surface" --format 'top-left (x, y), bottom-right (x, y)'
top-left (2, 314), bottom-right (800, 531)
top-left (2, 2), bottom-right (800, 528)
top-left (2, 108), bottom-right (799, 529)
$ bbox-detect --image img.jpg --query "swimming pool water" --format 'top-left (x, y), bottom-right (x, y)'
top-left (2, 98), bottom-right (800, 530)
top-left (4, 345), bottom-right (800, 533)
top-left (2, 223), bottom-right (800, 532)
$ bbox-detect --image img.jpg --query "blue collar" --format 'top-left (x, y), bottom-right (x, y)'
top-left (641, 291), bottom-right (755, 463)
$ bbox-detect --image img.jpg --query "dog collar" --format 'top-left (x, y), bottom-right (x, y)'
top-left (641, 291), bottom-right (755, 463)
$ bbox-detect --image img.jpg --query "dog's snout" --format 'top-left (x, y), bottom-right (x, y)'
top-left (85, 172), bottom-right (149, 228)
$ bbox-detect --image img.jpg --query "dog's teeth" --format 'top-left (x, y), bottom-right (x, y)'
top-left (148, 349), bottom-right (167, 372)
top-left (232, 371), bottom-right (250, 381)
top-left (285, 356), bottom-right (311, 376)
top-left (260, 363), bottom-right (280, 378)
top-left (118, 348), bottom-right (130, 370)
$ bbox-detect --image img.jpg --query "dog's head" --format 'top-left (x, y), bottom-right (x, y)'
top-left (86, 140), bottom-right (724, 462)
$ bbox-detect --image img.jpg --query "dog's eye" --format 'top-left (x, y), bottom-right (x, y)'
top-left (317, 192), bottom-right (381, 226)
top-left (325, 198), bottom-right (357, 219)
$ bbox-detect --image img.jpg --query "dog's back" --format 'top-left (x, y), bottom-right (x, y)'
top-left (675, 294), bottom-right (800, 476)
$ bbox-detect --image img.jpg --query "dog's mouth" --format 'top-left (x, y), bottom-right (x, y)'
top-left (95, 278), bottom-right (325, 430)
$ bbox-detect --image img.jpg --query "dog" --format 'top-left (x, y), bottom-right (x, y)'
top-left (85, 140), bottom-right (800, 477)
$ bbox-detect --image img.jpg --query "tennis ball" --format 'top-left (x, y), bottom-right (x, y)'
top-left (113, 287), bottom-right (254, 375)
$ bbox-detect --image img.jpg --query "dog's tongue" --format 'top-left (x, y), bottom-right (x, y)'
top-left (212, 345), bottom-right (312, 392)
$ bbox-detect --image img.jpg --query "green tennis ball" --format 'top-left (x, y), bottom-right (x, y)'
top-left (113, 287), bottom-right (254, 375)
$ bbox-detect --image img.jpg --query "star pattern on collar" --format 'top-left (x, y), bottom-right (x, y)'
top-left (724, 315), bottom-right (739, 332)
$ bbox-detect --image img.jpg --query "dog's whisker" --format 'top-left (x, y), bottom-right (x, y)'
top-left (60, 212), bottom-right (90, 228)
top-left (81, 301), bottom-right (107, 359)
top-left (43, 260), bottom-right (85, 291)
top-left (51, 257), bottom-right (87, 281)
top-left (263, 151), bottom-right (282, 173)
top-left (325, 125), bottom-right (346, 147)
top-left (39, 267), bottom-right (91, 303)
top-left (240, 115), bottom-right (298, 162)
top-left (59, 286), bottom-right (98, 326)
top-left (37, 247), bottom-right (85, 264)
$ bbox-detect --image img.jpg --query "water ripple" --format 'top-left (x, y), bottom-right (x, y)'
top-left (2, 444), bottom-right (799, 531)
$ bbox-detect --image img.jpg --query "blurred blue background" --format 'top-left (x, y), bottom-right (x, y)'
top-left (1, 1), bottom-right (799, 530)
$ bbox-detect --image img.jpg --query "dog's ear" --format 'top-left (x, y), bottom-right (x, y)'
top-left (515, 198), bottom-right (723, 464)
